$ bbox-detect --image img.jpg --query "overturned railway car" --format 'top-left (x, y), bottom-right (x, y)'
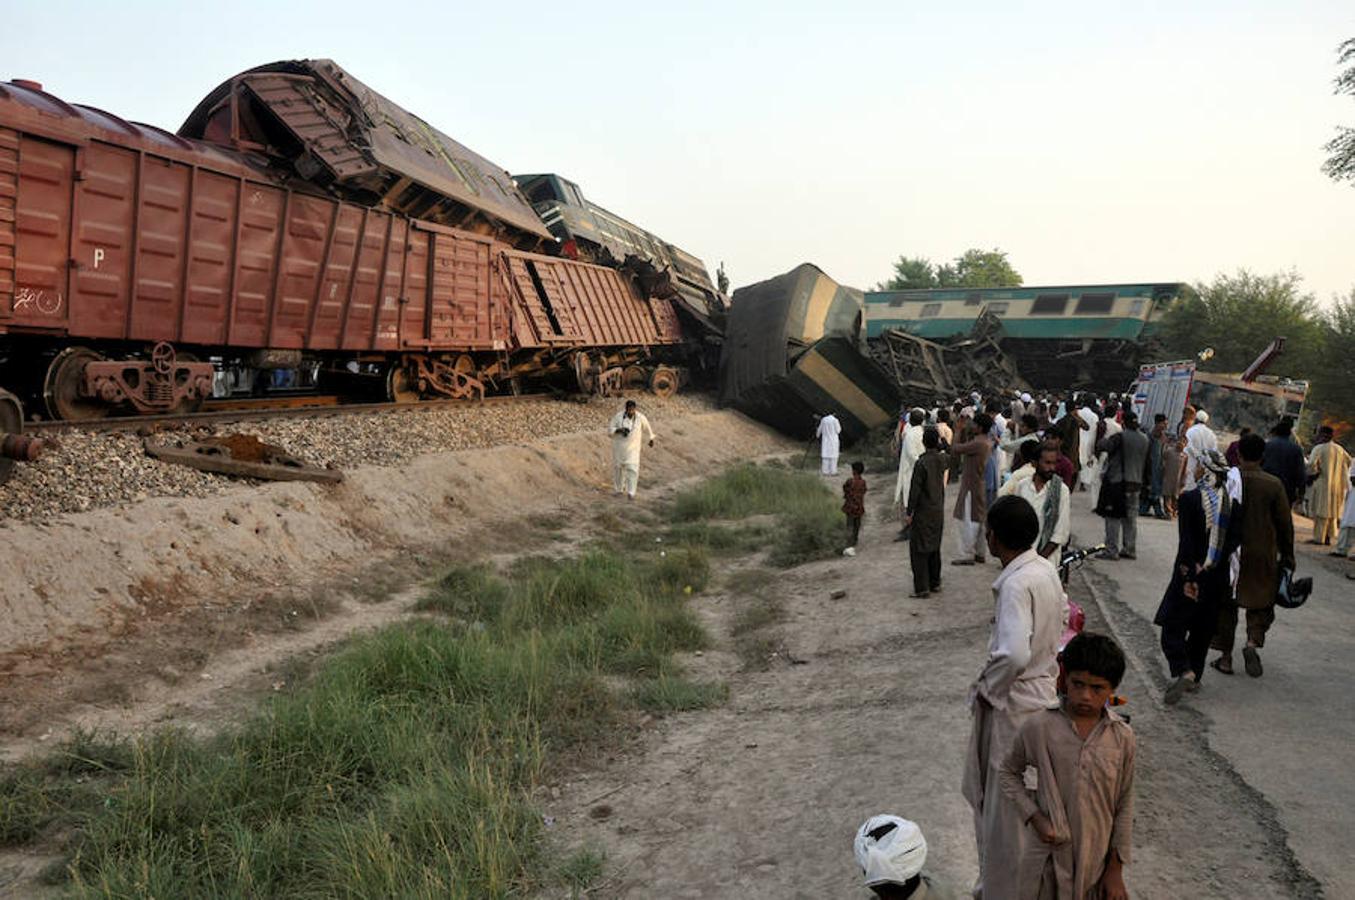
top-left (514, 173), bottom-right (725, 329)
top-left (0, 69), bottom-right (692, 419)
top-left (718, 263), bottom-right (897, 443)
top-left (865, 283), bottom-right (1186, 390)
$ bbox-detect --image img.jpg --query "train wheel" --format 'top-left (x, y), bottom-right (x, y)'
top-left (172, 352), bottom-right (206, 415)
top-left (0, 389), bottom-right (22, 485)
top-left (43, 347), bottom-right (110, 421)
top-left (622, 365), bottom-right (648, 391)
top-left (649, 365), bottom-right (679, 399)
top-left (453, 354), bottom-right (476, 378)
top-left (386, 364), bottom-right (419, 404)
top-left (573, 351), bottom-right (599, 394)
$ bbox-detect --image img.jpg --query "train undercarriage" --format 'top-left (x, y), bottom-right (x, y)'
top-left (0, 339), bottom-right (692, 421)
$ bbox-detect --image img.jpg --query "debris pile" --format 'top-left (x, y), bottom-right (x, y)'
top-left (868, 311), bottom-right (1028, 406)
top-left (145, 433), bottom-right (343, 483)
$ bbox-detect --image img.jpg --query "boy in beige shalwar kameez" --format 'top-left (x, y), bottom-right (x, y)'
top-left (961, 495), bottom-right (1067, 900)
top-left (999, 633), bottom-right (1134, 900)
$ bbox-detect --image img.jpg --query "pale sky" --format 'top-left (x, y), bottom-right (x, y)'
top-left (5, 1), bottom-right (1354, 303)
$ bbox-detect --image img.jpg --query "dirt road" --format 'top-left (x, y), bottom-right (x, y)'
top-left (547, 480), bottom-right (1330, 898)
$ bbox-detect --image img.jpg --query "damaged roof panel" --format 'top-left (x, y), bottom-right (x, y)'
top-left (179, 59), bottom-right (553, 243)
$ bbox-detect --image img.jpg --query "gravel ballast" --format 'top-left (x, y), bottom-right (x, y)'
top-left (1, 393), bottom-right (717, 523)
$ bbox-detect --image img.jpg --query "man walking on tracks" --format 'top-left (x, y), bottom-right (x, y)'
top-left (962, 495), bottom-right (1066, 900)
top-left (1213, 433), bottom-right (1294, 678)
top-left (609, 399), bottom-right (655, 500)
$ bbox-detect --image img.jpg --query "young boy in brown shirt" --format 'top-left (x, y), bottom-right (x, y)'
top-left (999, 632), bottom-right (1134, 899)
top-left (842, 461), bottom-right (867, 552)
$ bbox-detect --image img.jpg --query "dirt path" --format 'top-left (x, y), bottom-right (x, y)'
top-left (543, 482), bottom-right (1324, 899)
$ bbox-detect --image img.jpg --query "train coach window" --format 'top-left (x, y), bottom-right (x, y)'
top-left (1128, 299), bottom-right (1146, 316)
top-left (1075, 293), bottom-right (1115, 315)
top-left (521, 177), bottom-right (564, 205)
top-left (987, 302), bottom-right (1009, 316)
top-left (920, 303), bottom-right (943, 318)
top-left (1031, 294), bottom-right (1069, 315)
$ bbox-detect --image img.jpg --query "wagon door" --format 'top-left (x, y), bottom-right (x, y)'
top-left (425, 229), bottom-right (494, 347)
top-left (3, 136), bottom-right (73, 328)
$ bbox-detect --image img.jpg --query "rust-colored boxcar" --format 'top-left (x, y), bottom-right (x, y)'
top-left (0, 79), bottom-right (685, 418)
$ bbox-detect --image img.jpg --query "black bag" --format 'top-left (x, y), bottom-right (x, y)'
top-left (1093, 480), bottom-right (1127, 518)
top-left (1093, 439), bottom-right (1128, 518)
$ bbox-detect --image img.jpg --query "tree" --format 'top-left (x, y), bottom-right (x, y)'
top-left (878, 248), bottom-right (1022, 290)
top-left (878, 256), bottom-right (937, 290)
top-left (1310, 289), bottom-right (1355, 421)
top-left (1157, 270), bottom-right (1326, 378)
top-left (1324, 38), bottom-right (1355, 184)
top-left (945, 248), bottom-right (1023, 288)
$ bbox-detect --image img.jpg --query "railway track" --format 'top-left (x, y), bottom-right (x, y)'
top-left (21, 392), bottom-right (575, 434)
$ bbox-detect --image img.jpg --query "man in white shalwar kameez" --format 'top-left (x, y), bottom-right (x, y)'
top-left (962, 495), bottom-right (1066, 900)
top-left (1182, 409), bottom-right (1218, 492)
top-left (817, 412), bottom-right (842, 476)
top-left (894, 409), bottom-right (927, 505)
top-left (1077, 404), bottom-right (1100, 490)
top-left (608, 399), bottom-right (654, 499)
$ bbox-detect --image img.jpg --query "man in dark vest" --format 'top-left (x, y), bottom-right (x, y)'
top-left (904, 427), bottom-right (948, 598)
top-left (1213, 433), bottom-right (1295, 677)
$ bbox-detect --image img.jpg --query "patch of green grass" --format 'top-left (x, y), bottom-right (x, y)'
top-left (630, 676), bottom-right (729, 714)
top-left (669, 463), bottom-right (845, 568)
top-left (556, 846), bottom-right (606, 894)
top-left (3, 547), bottom-right (717, 898)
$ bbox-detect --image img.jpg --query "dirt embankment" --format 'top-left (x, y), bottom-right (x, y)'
top-left (0, 410), bottom-right (794, 745)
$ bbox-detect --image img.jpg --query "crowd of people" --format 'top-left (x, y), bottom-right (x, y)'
top-left (824, 388), bottom-right (1343, 898)
top-left (597, 395), bottom-right (1346, 897)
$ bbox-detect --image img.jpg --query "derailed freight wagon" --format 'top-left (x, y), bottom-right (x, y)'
top-left (0, 65), bottom-right (691, 419)
top-left (718, 263), bottom-right (898, 443)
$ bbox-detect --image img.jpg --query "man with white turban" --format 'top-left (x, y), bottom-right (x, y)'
top-left (1182, 409), bottom-right (1218, 492)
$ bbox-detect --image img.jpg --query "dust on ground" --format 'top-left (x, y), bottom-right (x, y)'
top-left (540, 481), bottom-right (1323, 899)
top-left (0, 441), bottom-right (1329, 899)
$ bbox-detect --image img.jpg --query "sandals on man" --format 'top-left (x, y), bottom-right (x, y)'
top-left (1209, 656), bottom-right (1234, 676)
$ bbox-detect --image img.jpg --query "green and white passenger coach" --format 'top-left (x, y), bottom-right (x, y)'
top-left (865, 283), bottom-right (1187, 387)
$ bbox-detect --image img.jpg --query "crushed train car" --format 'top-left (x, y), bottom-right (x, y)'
top-left (0, 68), bottom-right (696, 420)
top-left (868, 310), bottom-right (1028, 405)
top-left (865, 283), bottom-right (1185, 390)
top-left (718, 264), bottom-right (898, 443)
top-left (180, 60), bottom-right (553, 245)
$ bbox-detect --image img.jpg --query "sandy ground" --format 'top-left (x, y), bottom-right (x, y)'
top-left (0, 410), bottom-right (794, 755)
top-left (2, 433), bottom-right (1346, 899)
top-left (542, 481), bottom-right (1332, 899)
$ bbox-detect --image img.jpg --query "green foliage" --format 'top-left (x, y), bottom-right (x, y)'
top-left (879, 248), bottom-right (1023, 290)
top-left (1323, 38), bottom-right (1355, 184)
top-left (629, 676), bottom-right (728, 713)
top-left (879, 255), bottom-right (937, 289)
top-left (3, 547), bottom-right (718, 898)
top-left (668, 463), bottom-right (844, 567)
top-left (1157, 270), bottom-right (1325, 377)
top-left (1312, 289), bottom-right (1355, 421)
